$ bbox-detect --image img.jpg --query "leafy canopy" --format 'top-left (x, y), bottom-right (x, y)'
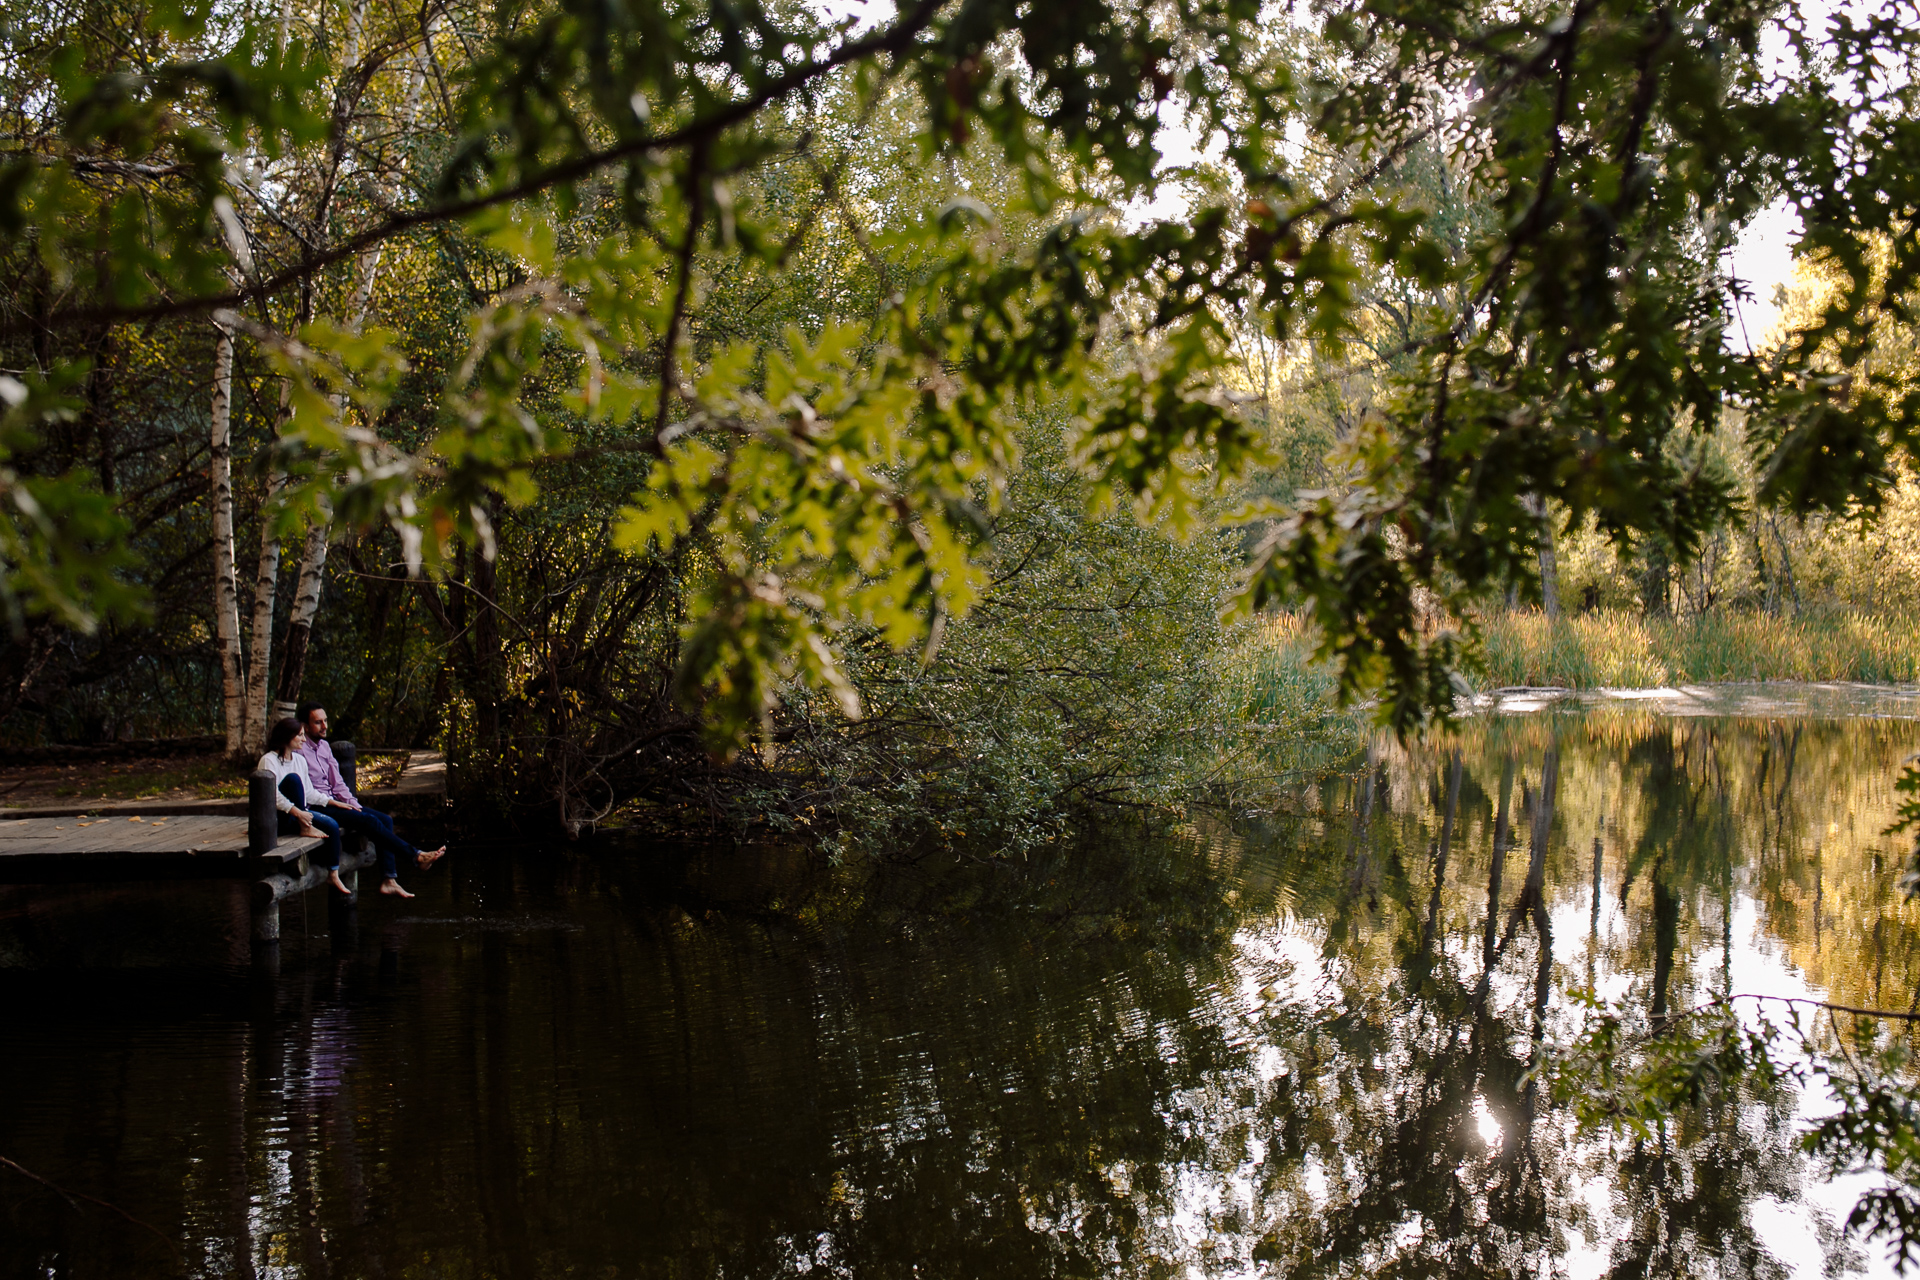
top-left (5, 0), bottom-right (1920, 738)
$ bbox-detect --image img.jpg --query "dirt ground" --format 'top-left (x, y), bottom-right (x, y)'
top-left (0, 751), bottom-right (410, 807)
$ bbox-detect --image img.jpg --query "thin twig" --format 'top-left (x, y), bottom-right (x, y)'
top-left (1726, 992), bottom-right (1920, 1023)
top-left (0, 1155), bottom-right (183, 1262)
top-left (655, 141), bottom-right (710, 445)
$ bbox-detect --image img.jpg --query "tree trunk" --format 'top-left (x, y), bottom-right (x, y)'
top-left (1524, 493), bottom-right (1560, 618)
top-left (245, 470), bottom-right (285, 755)
top-left (210, 321), bottom-right (247, 757)
top-left (271, 521), bottom-right (329, 723)
top-left (1536, 518), bottom-right (1560, 620)
top-left (1641, 539), bottom-right (1671, 618)
top-left (267, 22), bottom-right (429, 724)
top-left (1768, 515), bottom-right (1799, 615)
top-left (342, 0), bottom-right (366, 71)
top-left (472, 520), bottom-right (504, 748)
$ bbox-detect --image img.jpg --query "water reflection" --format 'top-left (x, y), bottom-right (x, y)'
top-left (3, 708), bottom-right (1919, 1278)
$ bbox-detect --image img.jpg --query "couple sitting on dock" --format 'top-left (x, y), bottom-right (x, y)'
top-left (259, 706), bottom-right (446, 900)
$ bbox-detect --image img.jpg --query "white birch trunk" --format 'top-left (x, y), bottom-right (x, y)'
top-left (1538, 531), bottom-right (1561, 619)
top-left (210, 322), bottom-right (247, 756)
top-left (342, 0), bottom-right (366, 71)
top-left (270, 521), bottom-right (330, 724)
top-left (267, 13), bottom-right (436, 723)
top-left (245, 461), bottom-right (286, 755)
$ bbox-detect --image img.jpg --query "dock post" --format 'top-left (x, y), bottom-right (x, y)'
top-left (336, 740), bottom-right (356, 791)
top-left (248, 769), bottom-right (279, 856)
top-left (248, 769), bottom-right (281, 949)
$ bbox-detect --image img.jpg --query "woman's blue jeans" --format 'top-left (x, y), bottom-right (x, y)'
top-left (277, 774), bottom-right (343, 869)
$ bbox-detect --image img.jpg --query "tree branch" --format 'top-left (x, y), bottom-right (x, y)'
top-left (12, 0), bottom-right (949, 340)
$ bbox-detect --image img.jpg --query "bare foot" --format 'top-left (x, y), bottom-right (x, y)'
top-left (416, 847), bottom-right (446, 870)
top-left (328, 871), bottom-right (351, 896)
top-left (379, 879), bottom-right (415, 899)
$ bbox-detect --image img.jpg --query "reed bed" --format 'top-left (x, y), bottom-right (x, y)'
top-left (1224, 611), bottom-right (1920, 722)
top-left (1213, 614), bottom-right (1365, 779)
top-left (1220, 614), bottom-right (1342, 723)
top-left (1475, 609), bottom-right (1920, 688)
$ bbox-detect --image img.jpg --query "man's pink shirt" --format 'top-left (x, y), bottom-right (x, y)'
top-left (295, 736), bottom-right (358, 807)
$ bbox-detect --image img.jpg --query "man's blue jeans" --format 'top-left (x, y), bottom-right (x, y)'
top-left (322, 804), bottom-right (419, 880)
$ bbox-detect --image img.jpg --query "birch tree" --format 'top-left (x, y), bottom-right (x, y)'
top-left (209, 319), bottom-right (245, 754)
top-left (267, 20), bottom-right (436, 726)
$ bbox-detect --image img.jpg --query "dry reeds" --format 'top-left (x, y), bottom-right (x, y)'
top-left (1226, 609), bottom-right (1920, 715)
top-left (1473, 609), bottom-right (1920, 688)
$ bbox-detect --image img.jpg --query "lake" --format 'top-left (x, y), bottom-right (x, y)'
top-left (6, 687), bottom-right (1920, 1277)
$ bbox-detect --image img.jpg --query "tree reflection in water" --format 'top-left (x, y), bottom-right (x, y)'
top-left (1, 710), bottom-right (1916, 1278)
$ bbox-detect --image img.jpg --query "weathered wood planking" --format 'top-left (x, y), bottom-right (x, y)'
top-left (0, 748), bottom-right (446, 819)
top-left (0, 797), bottom-right (250, 819)
top-left (0, 814), bottom-right (323, 883)
top-left (0, 814), bottom-right (252, 854)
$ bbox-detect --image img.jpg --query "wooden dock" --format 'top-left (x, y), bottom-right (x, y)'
top-left (0, 814), bottom-right (323, 883)
top-left (0, 745), bottom-right (435, 951)
top-left (0, 749), bottom-right (449, 820)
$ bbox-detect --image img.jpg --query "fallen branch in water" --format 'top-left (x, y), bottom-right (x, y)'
top-left (1719, 994), bottom-right (1920, 1023)
top-left (0, 1154), bottom-right (183, 1262)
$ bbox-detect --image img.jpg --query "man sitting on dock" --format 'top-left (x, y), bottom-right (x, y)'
top-left (294, 704), bottom-right (445, 899)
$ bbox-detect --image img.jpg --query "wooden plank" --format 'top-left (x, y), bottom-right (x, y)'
top-left (0, 837), bottom-right (326, 884)
top-left (0, 815), bottom-right (242, 850)
top-left (0, 748), bottom-right (447, 821)
top-left (0, 813), bottom-right (322, 864)
top-left (0, 822), bottom-right (130, 853)
top-left (0, 797), bottom-right (249, 819)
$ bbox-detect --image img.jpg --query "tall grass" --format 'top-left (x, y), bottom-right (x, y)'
top-left (1224, 611), bottom-right (1920, 730)
top-left (1474, 609), bottom-right (1920, 688)
top-left (1214, 615), bottom-right (1365, 774)
top-left (1220, 614), bottom-right (1341, 722)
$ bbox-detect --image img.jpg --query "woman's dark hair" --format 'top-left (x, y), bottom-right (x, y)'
top-left (266, 716), bottom-right (302, 756)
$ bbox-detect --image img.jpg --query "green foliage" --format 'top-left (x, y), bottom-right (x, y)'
top-left (0, 371), bottom-right (140, 635)
top-left (1887, 761), bottom-right (1920, 902)
top-left (1232, 0), bottom-right (1920, 730)
top-left (1546, 990), bottom-right (1789, 1141)
top-left (1211, 615), bottom-right (1367, 788)
top-left (10, 0), bottom-right (1919, 746)
top-left (1809, 1044), bottom-right (1920, 1272)
top-left (1547, 992), bottom-right (1920, 1272)
top-left (711, 419), bottom-right (1247, 855)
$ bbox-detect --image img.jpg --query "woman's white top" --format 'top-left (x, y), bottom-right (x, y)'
top-left (256, 750), bottom-right (314, 813)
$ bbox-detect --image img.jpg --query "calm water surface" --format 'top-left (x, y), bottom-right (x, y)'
top-left (7, 693), bottom-right (1920, 1278)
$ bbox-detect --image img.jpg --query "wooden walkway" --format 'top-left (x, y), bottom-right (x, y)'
top-left (0, 749), bottom-right (449, 820)
top-left (0, 813), bottom-right (323, 883)
top-left (0, 746), bottom-right (448, 950)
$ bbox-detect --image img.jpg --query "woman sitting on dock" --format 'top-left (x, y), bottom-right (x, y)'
top-left (259, 717), bottom-right (351, 899)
